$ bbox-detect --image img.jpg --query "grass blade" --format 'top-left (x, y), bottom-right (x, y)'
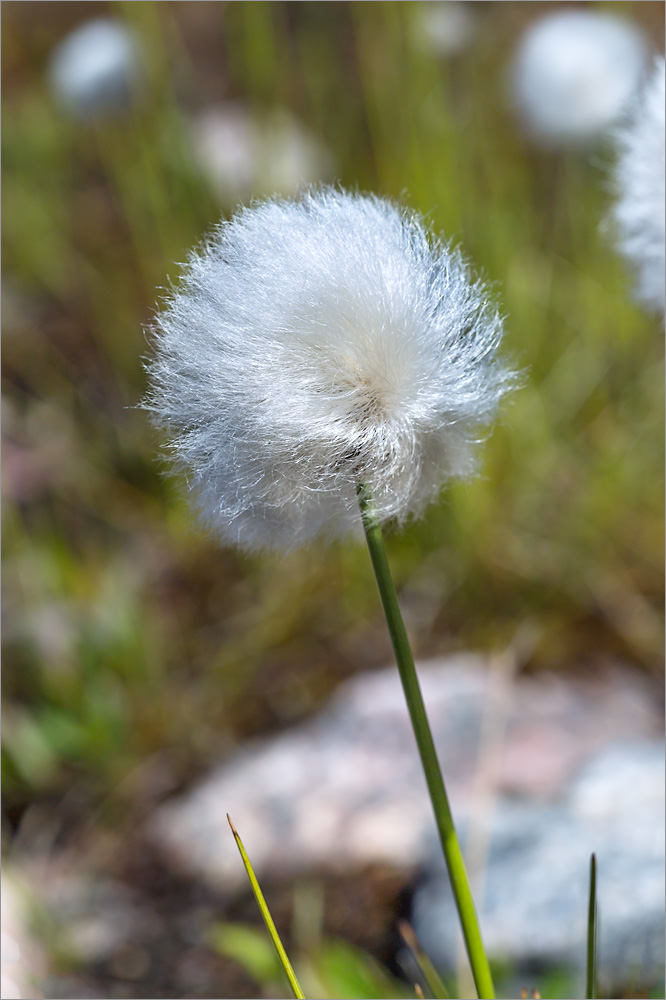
top-left (586, 853), bottom-right (598, 999)
top-left (227, 814), bottom-right (306, 999)
top-left (399, 920), bottom-right (450, 999)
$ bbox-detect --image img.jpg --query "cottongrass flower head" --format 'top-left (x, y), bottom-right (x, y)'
top-left (48, 18), bottom-right (142, 120)
top-left (145, 188), bottom-right (515, 553)
top-left (511, 10), bottom-right (647, 147)
top-left (612, 58), bottom-right (666, 313)
top-left (411, 2), bottom-right (476, 60)
top-left (190, 104), bottom-right (332, 204)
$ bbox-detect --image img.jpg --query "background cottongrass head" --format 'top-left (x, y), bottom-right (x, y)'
top-left (145, 188), bottom-right (515, 552)
top-left (611, 57), bottom-right (666, 313)
top-left (511, 10), bottom-right (647, 148)
top-left (47, 18), bottom-right (142, 120)
top-left (411, 2), bottom-right (476, 60)
top-left (190, 104), bottom-right (332, 205)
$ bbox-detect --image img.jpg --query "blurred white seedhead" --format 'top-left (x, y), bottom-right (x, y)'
top-left (48, 18), bottom-right (142, 119)
top-left (145, 188), bottom-right (515, 552)
top-left (612, 58), bottom-right (666, 313)
top-left (190, 103), bottom-right (332, 204)
top-left (512, 10), bottom-right (648, 147)
top-left (412, 1), bottom-right (476, 59)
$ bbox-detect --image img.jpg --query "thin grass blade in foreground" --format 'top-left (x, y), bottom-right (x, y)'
top-left (399, 919), bottom-right (450, 999)
top-left (360, 485), bottom-right (494, 999)
top-left (586, 853), bottom-right (598, 1000)
top-left (227, 814), bottom-right (306, 1000)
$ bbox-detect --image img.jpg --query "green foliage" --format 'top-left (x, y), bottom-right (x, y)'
top-left (211, 922), bottom-right (288, 992)
top-left (211, 921), bottom-right (409, 1000)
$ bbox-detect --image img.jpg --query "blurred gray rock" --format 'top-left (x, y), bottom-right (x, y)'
top-left (149, 654), bottom-right (665, 984)
top-left (149, 655), bottom-right (662, 900)
top-left (412, 741), bottom-right (665, 986)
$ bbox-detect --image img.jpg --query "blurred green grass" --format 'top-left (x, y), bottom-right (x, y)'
top-left (2, 0), bottom-right (664, 837)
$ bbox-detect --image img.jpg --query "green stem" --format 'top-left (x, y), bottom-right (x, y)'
top-left (586, 853), bottom-right (598, 1000)
top-left (228, 815), bottom-right (306, 999)
top-left (358, 485), bottom-right (495, 1000)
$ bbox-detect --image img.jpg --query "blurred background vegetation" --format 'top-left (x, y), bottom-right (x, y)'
top-left (2, 2), bottom-right (664, 997)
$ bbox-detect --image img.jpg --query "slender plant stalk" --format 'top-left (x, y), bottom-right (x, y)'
top-left (358, 484), bottom-right (495, 1000)
top-left (399, 920), bottom-right (450, 999)
top-left (227, 814), bottom-right (306, 1000)
top-left (586, 853), bottom-right (598, 1000)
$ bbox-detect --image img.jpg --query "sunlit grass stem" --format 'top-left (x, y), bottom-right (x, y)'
top-left (358, 484), bottom-right (495, 1000)
top-left (227, 814), bottom-right (306, 1000)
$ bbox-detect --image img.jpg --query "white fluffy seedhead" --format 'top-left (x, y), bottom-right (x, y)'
top-left (512, 10), bottom-right (647, 147)
top-left (48, 18), bottom-right (142, 120)
top-left (145, 189), bottom-right (515, 552)
top-left (612, 58), bottom-right (666, 313)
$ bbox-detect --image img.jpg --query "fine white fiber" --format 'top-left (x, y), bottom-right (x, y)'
top-left (612, 58), bottom-right (666, 313)
top-left (145, 188), bottom-right (515, 552)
